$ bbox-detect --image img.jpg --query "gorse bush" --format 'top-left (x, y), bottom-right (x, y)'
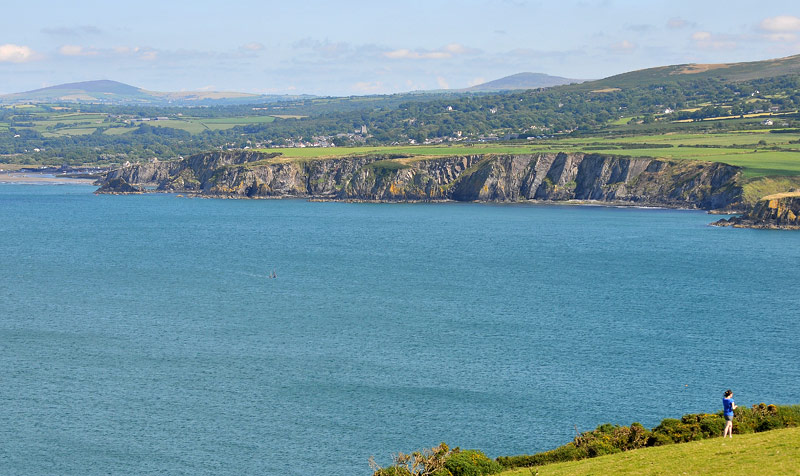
top-left (371, 444), bottom-right (502, 476)
top-left (444, 450), bottom-right (503, 476)
top-left (496, 404), bottom-right (800, 470)
top-left (373, 405), bottom-right (800, 474)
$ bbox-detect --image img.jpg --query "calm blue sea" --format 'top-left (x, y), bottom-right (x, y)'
top-left (1, 183), bottom-right (798, 475)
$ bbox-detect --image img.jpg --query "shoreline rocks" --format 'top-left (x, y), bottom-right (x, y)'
top-left (95, 150), bottom-right (745, 210)
top-left (713, 193), bottom-right (800, 230)
top-left (93, 177), bottom-right (144, 195)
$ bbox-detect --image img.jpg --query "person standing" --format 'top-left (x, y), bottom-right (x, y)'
top-left (722, 389), bottom-right (737, 438)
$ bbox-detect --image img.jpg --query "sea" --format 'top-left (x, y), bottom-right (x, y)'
top-left (1, 183), bottom-right (798, 475)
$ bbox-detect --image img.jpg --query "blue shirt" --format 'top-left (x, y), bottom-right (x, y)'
top-left (723, 397), bottom-right (735, 416)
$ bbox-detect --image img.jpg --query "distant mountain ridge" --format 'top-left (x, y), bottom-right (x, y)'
top-left (3, 54), bottom-right (800, 106)
top-left (464, 72), bottom-right (584, 91)
top-left (33, 80), bottom-right (142, 95)
top-left (0, 80), bottom-right (313, 106)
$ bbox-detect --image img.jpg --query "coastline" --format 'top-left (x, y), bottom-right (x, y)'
top-left (0, 173), bottom-right (97, 185)
top-left (103, 188), bottom-right (728, 213)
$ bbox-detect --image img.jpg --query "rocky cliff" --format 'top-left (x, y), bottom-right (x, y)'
top-left (96, 150), bottom-right (744, 209)
top-left (714, 193), bottom-right (800, 229)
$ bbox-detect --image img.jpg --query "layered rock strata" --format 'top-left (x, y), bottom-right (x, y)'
top-left (97, 150), bottom-right (743, 209)
top-left (714, 193), bottom-right (800, 229)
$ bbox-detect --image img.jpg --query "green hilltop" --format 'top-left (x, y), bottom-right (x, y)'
top-left (583, 53), bottom-right (800, 90)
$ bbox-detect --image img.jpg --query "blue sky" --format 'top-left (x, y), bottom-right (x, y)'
top-left (1, 0), bottom-right (799, 95)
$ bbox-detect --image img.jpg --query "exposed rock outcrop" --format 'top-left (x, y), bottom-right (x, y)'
top-left (713, 193), bottom-right (800, 229)
top-left (93, 177), bottom-right (143, 194)
top-left (96, 150), bottom-right (744, 209)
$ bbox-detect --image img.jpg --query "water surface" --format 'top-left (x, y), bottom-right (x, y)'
top-left (1, 184), bottom-right (798, 475)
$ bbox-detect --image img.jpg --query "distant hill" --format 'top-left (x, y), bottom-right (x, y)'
top-left (464, 72), bottom-right (583, 91)
top-left (584, 54), bottom-right (800, 90)
top-left (0, 80), bottom-right (313, 106)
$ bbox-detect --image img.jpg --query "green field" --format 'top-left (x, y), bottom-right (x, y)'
top-left (4, 109), bottom-right (278, 137)
top-left (259, 144), bottom-right (551, 159)
top-left (41, 127), bottom-right (98, 137)
top-left (148, 116), bottom-right (277, 133)
top-left (499, 426), bottom-right (800, 476)
top-left (257, 129), bottom-right (800, 178)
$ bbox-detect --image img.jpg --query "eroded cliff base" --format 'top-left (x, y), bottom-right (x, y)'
top-left (714, 193), bottom-right (800, 229)
top-left (96, 150), bottom-right (745, 210)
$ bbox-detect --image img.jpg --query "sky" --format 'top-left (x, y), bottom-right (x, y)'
top-left (1, 0), bottom-right (799, 96)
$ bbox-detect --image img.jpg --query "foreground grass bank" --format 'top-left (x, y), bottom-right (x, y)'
top-left (373, 405), bottom-right (800, 476)
top-left (500, 426), bottom-right (800, 476)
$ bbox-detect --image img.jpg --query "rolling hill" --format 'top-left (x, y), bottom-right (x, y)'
top-left (583, 53), bottom-right (800, 90)
top-left (0, 80), bottom-right (313, 106)
top-left (464, 72), bottom-right (584, 91)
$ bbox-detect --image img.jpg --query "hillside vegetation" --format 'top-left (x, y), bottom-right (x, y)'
top-left (500, 426), bottom-right (800, 476)
top-left (371, 404), bottom-right (800, 476)
top-left (2, 54), bottom-right (799, 203)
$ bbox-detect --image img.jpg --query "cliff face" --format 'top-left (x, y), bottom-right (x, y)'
top-left (97, 150), bottom-right (743, 209)
top-left (714, 193), bottom-right (800, 229)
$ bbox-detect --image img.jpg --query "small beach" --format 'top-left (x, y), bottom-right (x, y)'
top-left (0, 173), bottom-right (96, 185)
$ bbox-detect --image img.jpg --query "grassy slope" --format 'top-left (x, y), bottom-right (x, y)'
top-left (580, 54), bottom-right (800, 90)
top-left (500, 426), bottom-right (800, 476)
top-left (260, 128), bottom-right (800, 179)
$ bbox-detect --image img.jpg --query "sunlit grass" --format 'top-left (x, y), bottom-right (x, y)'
top-left (499, 427), bottom-right (800, 476)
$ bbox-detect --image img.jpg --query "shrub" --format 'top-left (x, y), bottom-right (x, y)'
top-left (649, 432), bottom-right (674, 447)
top-left (496, 404), bottom-right (800, 471)
top-left (373, 467), bottom-right (413, 476)
top-left (444, 450), bottom-right (502, 476)
top-left (370, 443), bottom-right (452, 476)
top-left (652, 418), bottom-right (700, 443)
top-left (697, 414), bottom-right (725, 437)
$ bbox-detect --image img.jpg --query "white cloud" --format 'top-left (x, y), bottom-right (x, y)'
top-left (610, 40), bottom-right (636, 52)
top-left (242, 42), bottom-right (265, 51)
top-left (42, 25), bottom-right (103, 37)
top-left (760, 15), bottom-right (800, 32)
top-left (352, 81), bottom-right (384, 93)
top-left (58, 44), bottom-right (159, 61)
top-left (139, 50), bottom-right (158, 61)
top-left (667, 17), bottom-right (690, 29)
top-left (292, 38), bottom-right (353, 58)
top-left (765, 33), bottom-right (798, 42)
top-left (383, 43), bottom-right (477, 60)
top-left (59, 45), bottom-right (98, 56)
top-left (691, 32), bottom-right (736, 50)
top-left (436, 76), bottom-right (450, 89)
top-left (467, 77), bottom-right (487, 87)
top-left (0, 44), bottom-right (37, 63)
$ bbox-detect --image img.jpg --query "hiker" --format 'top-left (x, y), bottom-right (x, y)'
top-left (722, 389), bottom-right (737, 438)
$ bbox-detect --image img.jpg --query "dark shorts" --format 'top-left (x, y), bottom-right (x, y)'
top-left (724, 414), bottom-right (734, 422)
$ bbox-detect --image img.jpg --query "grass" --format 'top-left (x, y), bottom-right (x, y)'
top-left (5, 110), bottom-right (279, 136)
top-left (763, 191), bottom-right (800, 200)
top-left (742, 176), bottom-right (800, 204)
top-left (257, 130), bottom-right (800, 179)
top-left (103, 127), bottom-right (135, 135)
top-left (258, 145), bottom-right (553, 159)
top-left (499, 426), bottom-right (800, 476)
top-left (42, 127), bottom-right (98, 136)
top-left (4, 103), bottom-right (798, 181)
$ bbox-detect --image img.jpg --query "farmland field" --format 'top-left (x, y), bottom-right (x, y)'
top-left (3, 110), bottom-right (278, 137)
top-left (256, 129), bottom-right (800, 178)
